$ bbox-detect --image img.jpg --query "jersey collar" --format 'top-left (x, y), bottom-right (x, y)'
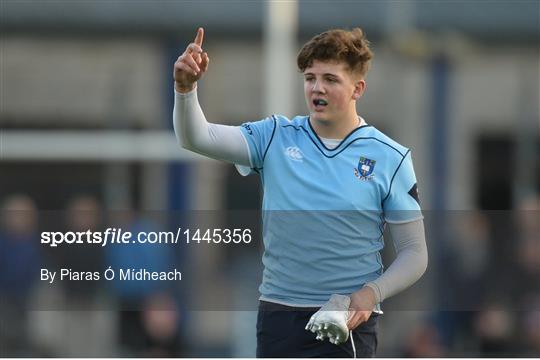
top-left (306, 116), bottom-right (372, 153)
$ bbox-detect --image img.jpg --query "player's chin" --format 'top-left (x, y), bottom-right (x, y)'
top-left (310, 111), bottom-right (329, 122)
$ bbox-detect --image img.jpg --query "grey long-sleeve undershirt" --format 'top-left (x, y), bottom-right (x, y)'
top-left (173, 87), bottom-right (428, 304)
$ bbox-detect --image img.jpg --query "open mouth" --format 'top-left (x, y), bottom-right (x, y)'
top-left (313, 99), bottom-right (328, 107)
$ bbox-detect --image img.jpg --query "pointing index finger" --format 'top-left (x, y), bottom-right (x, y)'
top-left (194, 27), bottom-right (204, 47)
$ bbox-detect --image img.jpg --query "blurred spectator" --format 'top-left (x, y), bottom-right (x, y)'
top-left (141, 293), bottom-right (182, 357)
top-left (522, 310), bottom-right (540, 355)
top-left (514, 195), bottom-right (540, 306)
top-left (52, 194), bottom-right (111, 356)
top-left (0, 194), bottom-right (41, 356)
top-left (61, 195), bottom-right (104, 297)
top-left (435, 212), bottom-right (491, 348)
top-left (450, 212), bottom-right (491, 288)
top-left (105, 211), bottom-right (183, 356)
top-left (402, 320), bottom-right (446, 357)
top-left (473, 307), bottom-right (516, 356)
top-left (514, 195), bottom-right (540, 356)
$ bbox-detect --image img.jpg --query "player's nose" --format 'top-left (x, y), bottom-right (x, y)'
top-left (311, 79), bottom-right (325, 93)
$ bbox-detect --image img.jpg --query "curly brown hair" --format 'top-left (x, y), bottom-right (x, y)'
top-left (297, 28), bottom-right (374, 78)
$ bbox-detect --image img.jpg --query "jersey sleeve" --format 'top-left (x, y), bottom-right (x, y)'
top-left (382, 151), bottom-right (423, 223)
top-left (238, 116), bottom-right (277, 171)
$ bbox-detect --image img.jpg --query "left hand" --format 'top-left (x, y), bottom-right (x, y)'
top-left (347, 286), bottom-right (377, 330)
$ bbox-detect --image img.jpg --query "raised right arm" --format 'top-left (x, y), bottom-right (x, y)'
top-left (173, 28), bottom-right (251, 167)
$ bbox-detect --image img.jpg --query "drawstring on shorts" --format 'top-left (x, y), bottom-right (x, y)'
top-left (349, 330), bottom-right (356, 358)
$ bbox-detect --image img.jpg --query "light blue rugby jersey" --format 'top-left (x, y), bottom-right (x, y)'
top-left (239, 115), bottom-right (422, 306)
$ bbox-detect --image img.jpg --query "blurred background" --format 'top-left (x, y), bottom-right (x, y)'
top-left (1, 0), bottom-right (539, 357)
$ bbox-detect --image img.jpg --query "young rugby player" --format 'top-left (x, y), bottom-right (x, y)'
top-left (173, 27), bottom-right (427, 357)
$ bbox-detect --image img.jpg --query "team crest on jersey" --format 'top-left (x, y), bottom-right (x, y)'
top-left (354, 156), bottom-right (376, 181)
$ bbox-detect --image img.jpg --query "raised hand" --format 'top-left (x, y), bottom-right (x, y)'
top-left (174, 27), bottom-right (210, 93)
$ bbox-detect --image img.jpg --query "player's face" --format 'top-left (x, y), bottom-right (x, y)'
top-left (303, 60), bottom-right (362, 123)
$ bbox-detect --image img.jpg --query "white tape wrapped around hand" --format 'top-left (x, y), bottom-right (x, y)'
top-left (305, 294), bottom-right (350, 345)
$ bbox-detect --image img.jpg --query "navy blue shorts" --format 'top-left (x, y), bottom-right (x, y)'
top-left (256, 301), bottom-right (379, 358)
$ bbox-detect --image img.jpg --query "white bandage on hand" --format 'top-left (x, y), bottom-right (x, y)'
top-left (305, 294), bottom-right (350, 345)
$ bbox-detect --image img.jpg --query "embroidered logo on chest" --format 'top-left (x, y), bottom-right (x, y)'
top-left (354, 156), bottom-right (376, 181)
top-left (284, 146), bottom-right (304, 162)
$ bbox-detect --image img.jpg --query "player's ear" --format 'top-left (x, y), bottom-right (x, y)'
top-left (352, 79), bottom-right (366, 100)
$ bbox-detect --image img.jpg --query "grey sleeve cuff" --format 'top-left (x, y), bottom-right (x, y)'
top-left (364, 282), bottom-right (383, 304)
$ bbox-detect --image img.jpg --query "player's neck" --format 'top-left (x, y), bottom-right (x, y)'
top-left (311, 112), bottom-right (362, 140)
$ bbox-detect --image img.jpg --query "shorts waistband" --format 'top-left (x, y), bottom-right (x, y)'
top-left (259, 300), bottom-right (319, 312)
